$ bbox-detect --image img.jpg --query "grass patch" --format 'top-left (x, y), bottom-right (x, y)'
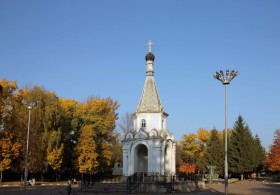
top-left (0, 181), bottom-right (22, 186)
top-left (0, 181), bottom-right (70, 186)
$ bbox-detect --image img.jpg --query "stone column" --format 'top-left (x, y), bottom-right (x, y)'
top-left (171, 143), bottom-right (176, 175)
top-left (123, 149), bottom-right (129, 176)
top-left (155, 146), bottom-right (161, 174)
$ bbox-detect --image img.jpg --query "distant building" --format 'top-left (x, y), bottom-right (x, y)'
top-left (121, 41), bottom-right (176, 177)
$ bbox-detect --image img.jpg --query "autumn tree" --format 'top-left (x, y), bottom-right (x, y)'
top-left (76, 125), bottom-right (99, 174)
top-left (58, 98), bottom-right (78, 175)
top-left (196, 128), bottom-right (210, 171)
top-left (46, 130), bottom-right (64, 181)
top-left (265, 129), bottom-right (280, 172)
top-left (180, 133), bottom-right (198, 163)
top-left (15, 86), bottom-right (62, 176)
top-left (176, 144), bottom-right (184, 173)
top-left (75, 97), bottom-right (119, 172)
top-left (0, 79), bottom-right (18, 132)
top-left (180, 128), bottom-right (210, 173)
top-left (0, 78), bottom-right (120, 181)
top-left (179, 162), bottom-right (196, 174)
top-left (0, 131), bottom-right (21, 182)
top-left (0, 79), bottom-right (21, 181)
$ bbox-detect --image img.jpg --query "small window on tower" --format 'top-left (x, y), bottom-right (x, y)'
top-left (141, 119), bottom-right (146, 128)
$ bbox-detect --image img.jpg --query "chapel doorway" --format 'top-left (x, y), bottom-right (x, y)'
top-left (134, 144), bottom-right (148, 173)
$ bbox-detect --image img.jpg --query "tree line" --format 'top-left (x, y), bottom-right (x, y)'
top-left (0, 78), bottom-right (122, 182)
top-left (178, 115), bottom-right (270, 178)
top-left (1, 78), bottom-right (279, 182)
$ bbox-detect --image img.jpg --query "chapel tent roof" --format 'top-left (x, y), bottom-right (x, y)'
top-left (136, 42), bottom-right (165, 113)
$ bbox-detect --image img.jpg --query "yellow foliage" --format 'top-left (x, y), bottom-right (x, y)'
top-left (76, 125), bottom-right (99, 173)
top-left (0, 79), bottom-right (18, 100)
top-left (0, 79), bottom-right (120, 176)
top-left (59, 98), bottom-right (77, 118)
top-left (180, 129), bottom-right (211, 172)
top-left (197, 128), bottom-right (210, 143)
top-left (46, 144), bottom-right (64, 171)
top-left (75, 97), bottom-right (119, 171)
top-left (180, 133), bottom-right (199, 157)
top-left (0, 79), bottom-right (18, 130)
top-left (0, 131), bottom-right (22, 172)
top-left (197, 128), bottom-right (210, 158)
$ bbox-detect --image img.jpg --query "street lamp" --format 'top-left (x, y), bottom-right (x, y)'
top-left (22, 100), bottom-right (38, 190)
top-left (213, 69), bottom-right (238, 195)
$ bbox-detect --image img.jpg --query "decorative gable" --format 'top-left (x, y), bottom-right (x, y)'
top-left (125, 132), bottom-right (134, 139)
top-left (135, 129), bottom-right (148, 139)
top-left (149, 129), bottom-right (158, 138)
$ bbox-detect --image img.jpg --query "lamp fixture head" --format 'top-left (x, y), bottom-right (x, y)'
top-left (213, 69), bottom-right (238, 85)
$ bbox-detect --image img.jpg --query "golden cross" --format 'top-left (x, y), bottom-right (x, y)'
top-left (147, 40), bottom-right (153, 52)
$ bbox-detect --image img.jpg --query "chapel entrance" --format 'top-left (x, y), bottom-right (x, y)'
top-left (134, 144), bottom-right (148, 173)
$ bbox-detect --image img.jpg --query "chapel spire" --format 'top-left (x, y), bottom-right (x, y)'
top-left (136, 40), bottom-right (165, 113)
top-left (145, 40), bottom-right (155, 76)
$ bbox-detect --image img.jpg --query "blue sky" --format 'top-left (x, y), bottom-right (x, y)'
top-left (1, 1), bottom-right (279, 150)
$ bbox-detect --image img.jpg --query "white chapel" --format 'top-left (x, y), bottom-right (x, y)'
top-left (121, 41), bottom-right (176, 177)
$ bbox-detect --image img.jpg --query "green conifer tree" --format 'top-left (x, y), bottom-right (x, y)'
top-left (252, 135), bottom-right (266, 172)
top-left (228, 115), bottom-right (255, 175)
top-left (203, 128), bottom-right (224, 175)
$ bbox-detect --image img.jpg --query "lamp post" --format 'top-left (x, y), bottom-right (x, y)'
top-left (213, 70), bottom-right (238, 195)
top-left (22, 100), bottom-right (38, 190)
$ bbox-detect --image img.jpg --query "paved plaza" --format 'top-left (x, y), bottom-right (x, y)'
top-left (0, 180), bottom-right (280, 195)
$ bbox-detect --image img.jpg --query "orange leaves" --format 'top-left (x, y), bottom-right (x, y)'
top-left (179, 161), bottom-right (196, 174)
top-left (265, 129), bottom-right (280, 172)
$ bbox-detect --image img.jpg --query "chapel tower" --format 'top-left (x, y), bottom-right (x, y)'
top-left (121, 41), bottom-right (176, 177)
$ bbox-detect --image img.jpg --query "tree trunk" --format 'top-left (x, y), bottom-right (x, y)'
top-left (0, 171), bottom-right (2, 183)
top-left (56, 171), bottom-right (58, 182)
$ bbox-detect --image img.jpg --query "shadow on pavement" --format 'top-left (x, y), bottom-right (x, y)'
top-left (252, 183), bottom-right (280, 195)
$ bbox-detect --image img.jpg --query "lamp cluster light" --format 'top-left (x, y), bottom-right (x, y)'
top-left (22, 100), bottom-right (39, 109)
top-left (213, 70), bottom-right (238, 85)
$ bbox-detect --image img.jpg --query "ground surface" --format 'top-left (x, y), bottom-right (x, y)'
top-left (0, 180), bottom-right (280, 195)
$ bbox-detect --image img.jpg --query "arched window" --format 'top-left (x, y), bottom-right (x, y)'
top-left (141, 119), bottom-right (146, 128)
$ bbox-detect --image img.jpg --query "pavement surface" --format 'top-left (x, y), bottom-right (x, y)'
top-left (0, 180), bottom-right (280, 195)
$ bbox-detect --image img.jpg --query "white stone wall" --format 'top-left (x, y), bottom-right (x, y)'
top-left (135, 113), bottom-right (164, 132)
